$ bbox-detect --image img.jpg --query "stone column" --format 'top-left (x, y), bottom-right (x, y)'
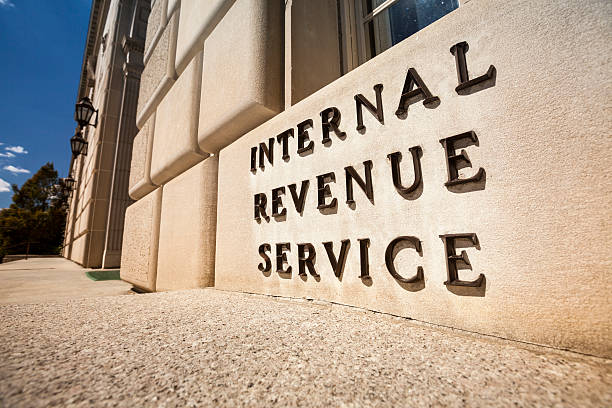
top-left (102, 34), bottom-right (144, 268)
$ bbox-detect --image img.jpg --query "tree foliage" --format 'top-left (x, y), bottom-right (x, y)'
top-left (0, 163), bottom-right (69, 256)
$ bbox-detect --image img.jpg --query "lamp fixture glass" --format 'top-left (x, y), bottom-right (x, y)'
top-left (70, 130), bottom-right (88, 157)
top-left (74, 96), bottom-right (98, 128)
top-left (62, 177), bottom-right (76, 190)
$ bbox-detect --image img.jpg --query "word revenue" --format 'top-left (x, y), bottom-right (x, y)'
top-left (257, 234), bottom-right (485, 289)
top-left (249, 41), bottom-right (495, 173)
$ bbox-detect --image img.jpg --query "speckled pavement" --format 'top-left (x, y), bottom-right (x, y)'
top-left (0, 289), bottom-right (610, 407)
top-left (0, 258), bottom-right (131, 304)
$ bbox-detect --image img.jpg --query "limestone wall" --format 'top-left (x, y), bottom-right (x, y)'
top-left (123, 0), bottom-right (612, 358)
top-left (214, 0), bottom-right (612, 358)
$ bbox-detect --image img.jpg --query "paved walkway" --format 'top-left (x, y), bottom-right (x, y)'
top-left (0, 257), bottom-right (132, 304)
top-left (0, 288), bottom-right (610, 407)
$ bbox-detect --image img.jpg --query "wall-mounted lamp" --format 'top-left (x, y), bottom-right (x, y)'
top-left (70, 129), bottom-right (88, 157)
top-left (61, 177), bottom-right (76, 191)
top-left (74, 96), bottom-right (98, 128)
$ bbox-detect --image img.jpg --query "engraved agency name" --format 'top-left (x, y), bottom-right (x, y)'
top-left (249, 42), bottom-right (495, 291)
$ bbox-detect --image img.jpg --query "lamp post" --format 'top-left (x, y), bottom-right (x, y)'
top-left (74, 96), bottom-right (98, 128)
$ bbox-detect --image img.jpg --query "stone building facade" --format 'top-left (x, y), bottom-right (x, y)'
top-left (69, 0), bottom-right (611, 359)
top-left (64, 0), bottom-right (150, 268)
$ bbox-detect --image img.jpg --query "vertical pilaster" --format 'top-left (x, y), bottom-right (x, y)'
top-left (102, 34), bottom-right (145, 268)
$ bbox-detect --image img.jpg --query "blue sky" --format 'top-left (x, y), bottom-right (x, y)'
top-left (0, 0), bottom-right (90, 208)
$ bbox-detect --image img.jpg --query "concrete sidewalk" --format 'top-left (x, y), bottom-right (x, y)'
top-left (0, 257), bottom-right (132, 304)
top-left (0, 289), bottom-right (610, 407)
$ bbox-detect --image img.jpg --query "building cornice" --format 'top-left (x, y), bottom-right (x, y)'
top-left (76, 0), bottom-right (111, 101)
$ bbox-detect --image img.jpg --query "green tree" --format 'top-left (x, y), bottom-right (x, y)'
top-left (0, 163), bottom-right (69, 257)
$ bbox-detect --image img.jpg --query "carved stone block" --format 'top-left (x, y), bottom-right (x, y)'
top-left (137, 11), bottom-right (178, 128)
top-left (144, 0), bottom-right (167, 63)
top-left (156, 157), bottom-right (218, 291)
top-left (129, 113), bottom-right (157, 200)
top-left (198, 0), bottom-right (283, 153)
top-left (175, 0), bottom-right (228, 75)
top-left (120, 188), bottom-right (163, 292)
top-left (150, 51), bottom-right (208, 185)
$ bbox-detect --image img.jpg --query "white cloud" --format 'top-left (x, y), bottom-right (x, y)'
top-left (0, 178), bottom-right (10, 192)
top-left (4, 165), bottom-right (30, 175)
top-left (0, 0), bottom-right (15, 8)
top-left (0, 152), bottom-right (15, 158)
top-left (5, 146), bottom-right (28, 154)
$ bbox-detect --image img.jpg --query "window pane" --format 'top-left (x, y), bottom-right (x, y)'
top-left (364, 0), bottom-right (459, 60)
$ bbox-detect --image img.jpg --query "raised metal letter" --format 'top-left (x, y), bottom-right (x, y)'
top-left (271, 187), bottom-right (287, 217)
top-left (250, 146), bottom-right (257, 173)
top-left (439, 233), bottom-right (484, 287)
top-left (276, 129), bottom-right (294, 161)
top-left (288, 180), bottom-right (309, 214)
top-left (385, 236), bottom-right (424, 283)
top-left (395, 68), bottom-right (440, 117)
top-left (298, 243), bottom-right (318, 277)
top-left (450, 42), bottom-right (496, 94)
top-left (323, 240), bottom-right (350, 279)
top-left (258, 137), bottom-right (274, 169)
top-left (254, 193), bottom-right (267, 220)
top-left (355, 84), bottom-right (384, 132)
top-left (358, 238), bottom-right (370, 280)
top-left (258, 244), bottom-right (272, 272)
top-left (297, 119), bottom-right (314, 155)
top-left (440, 131), bottom-right (485, 187)
top-left (320, 107), bottom-right (346, 144)
top-left (317, 172), bottom-right (337, 210)
top-left (345, 160), bottom-right (374, 205)
top-left (387, 146), bottom-right (423, 197)
top-left (276, 243), bottom-right (292, 275)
